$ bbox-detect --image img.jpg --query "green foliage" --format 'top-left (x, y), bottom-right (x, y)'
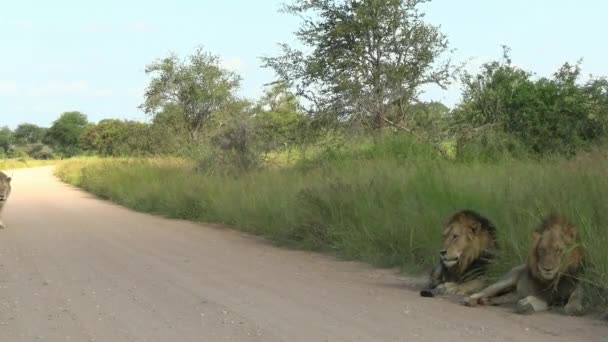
top-left (0, 126), bottom-right (12, 155)
top-left (455, 130), bottom-right (529, 163)
top-left (13, 123), bottom-right (46, 145)
top-left (147, 104), bottom-right (193, 155)
top-left (45, 111), bottom-right (89, 157)
top-left (262, 0), bottom-right (454, 129)
top-left (80, 119), bottom-right (154, 157)
top-left (202, 100), bottom-right (261, 173)
top-left (24, 143), bottom-right (55, 160)
top-left (141, 47), bottom-right (242, 142)
top-left (6, 124), bottom-right (54, 159)
top-left (253, 82), bottom-right (307, 152)
top-left (398, 101), bottom-right (450, 141)
top-left (452, 47), bottom-right (608, 157)
top-left (139, 47), bottom-right (272, 172)
top-left (295, 133), bottom-right (442, 170)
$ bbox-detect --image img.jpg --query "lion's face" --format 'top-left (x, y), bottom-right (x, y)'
top-left (0, 176), bottom-right (11, 204)
top-left (440, 217), bottom-right (487, 271)
top-left (529, 217), bottom-right (583, 282)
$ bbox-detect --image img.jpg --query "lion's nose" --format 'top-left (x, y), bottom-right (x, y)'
top-left (440, 250), bottom-right (447, 256)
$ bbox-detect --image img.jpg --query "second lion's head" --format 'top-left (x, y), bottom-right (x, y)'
top-left (528, 214), bottom-right (585, 282)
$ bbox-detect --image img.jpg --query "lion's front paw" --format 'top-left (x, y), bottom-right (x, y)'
top-left (516, 296), bottom-right (547, 315)
top-left (462, 294), bottom-right (483, 307)
top-left (515, 298), bottom-right (534, 315)
top-left (435, 282), bottom-right (458, 295)
top-left (564, 301), bottom-right (584, 316)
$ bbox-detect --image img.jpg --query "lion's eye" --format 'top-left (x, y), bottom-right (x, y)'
top-left (452, 234), bottom-right (459, 239)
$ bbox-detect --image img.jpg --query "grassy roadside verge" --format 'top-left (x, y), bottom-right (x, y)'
top-left (54, 148), bottom-right (608, 307)
top-left (0, 158), bottom-right (57, 171)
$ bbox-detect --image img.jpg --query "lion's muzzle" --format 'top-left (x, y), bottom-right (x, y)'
top-left (538, 265), bottom-right (558, 280)
top-left (440, 251), bottom-right (459, 268)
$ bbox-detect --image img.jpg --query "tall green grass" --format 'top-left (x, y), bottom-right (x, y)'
top-left (55, 137), bottom-right (608, 307)
top-left (0, 158), bottom-right (57, 171)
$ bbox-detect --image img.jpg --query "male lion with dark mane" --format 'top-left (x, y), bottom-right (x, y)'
top-left (420, 210), bottom-right (497, 297)
top-left (0, 171), bottom-right (12, 229)
top-left (463, 214), bottom-right (585, 316)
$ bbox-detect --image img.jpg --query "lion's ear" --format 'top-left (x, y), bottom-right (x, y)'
top-left (6, 177), bottom-right (11, 183)
top-left (442, 224), bottom-right (451, 236)
top-left (530, 231), bottom-right (541, 244)
top-left (563, 224), bottom-right (577, 242)
top-left (469, 221), bottom-right (481, 234)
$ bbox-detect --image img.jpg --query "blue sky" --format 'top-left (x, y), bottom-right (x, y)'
top-left (1, 0), bottom-right (606, 128)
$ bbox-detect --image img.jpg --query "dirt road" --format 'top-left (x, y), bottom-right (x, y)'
top-left (0, 166), bottom-right (605, 341)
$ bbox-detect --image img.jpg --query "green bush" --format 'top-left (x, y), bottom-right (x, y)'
top-left (25, 144), bottom-right (55, 160)
top-left (453, 48), bottom-right (608, 157)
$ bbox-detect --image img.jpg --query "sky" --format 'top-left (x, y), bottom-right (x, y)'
top-left (1, 0), bottom-right (607, 128)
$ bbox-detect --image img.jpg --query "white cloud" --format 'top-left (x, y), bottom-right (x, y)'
top-left (221, 57), bottom-right (245, 72)
top-left (0, 81), bottom-right (18, 96)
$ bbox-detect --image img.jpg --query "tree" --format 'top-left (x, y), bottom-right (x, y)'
top-left (406, 101), bottom-right (450, 137)
top-left (148, 104), bottom-right (192, 155)
top-left (261, 0), bottom-right (455, 129)
top-left (45, 111), bottom-right (88, 156)
top-left (25, 144), bottom-right (55, 160)
top-left (141, 47), bottom-right (242, 142)
top-left (452, 47), bottom-right (608, 156)
top-left (0, 127), bottom-right (12, 155)
top-left (80, 119), bottom-right (154, 156)
top-left (78, 123), bottom-right (98, 152)
top-left (208, 100), bottom-right (260, 171)
top-left (13, 123), bottom-right (46, 145)
top-left (253, 82), bottom-right (306, 151)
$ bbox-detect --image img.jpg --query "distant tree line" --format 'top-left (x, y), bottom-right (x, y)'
top-left (3, 0), bottom-right (608, 166)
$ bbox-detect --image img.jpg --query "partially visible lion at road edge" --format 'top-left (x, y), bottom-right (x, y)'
top-left (420, 209), bottom-right (497, 297)
top-left (0, 171), bottom-right (12, 229)
top-left (463, 214), bottom-right (586, 316)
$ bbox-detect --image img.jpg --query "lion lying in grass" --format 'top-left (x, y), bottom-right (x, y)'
top-left (420, 210), bottom-right (497, 297)
top-left (463, 214), bottom-right (585, 316)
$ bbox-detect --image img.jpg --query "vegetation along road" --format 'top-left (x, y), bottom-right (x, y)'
top-left (0, 166), bottom-right (604, 341)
